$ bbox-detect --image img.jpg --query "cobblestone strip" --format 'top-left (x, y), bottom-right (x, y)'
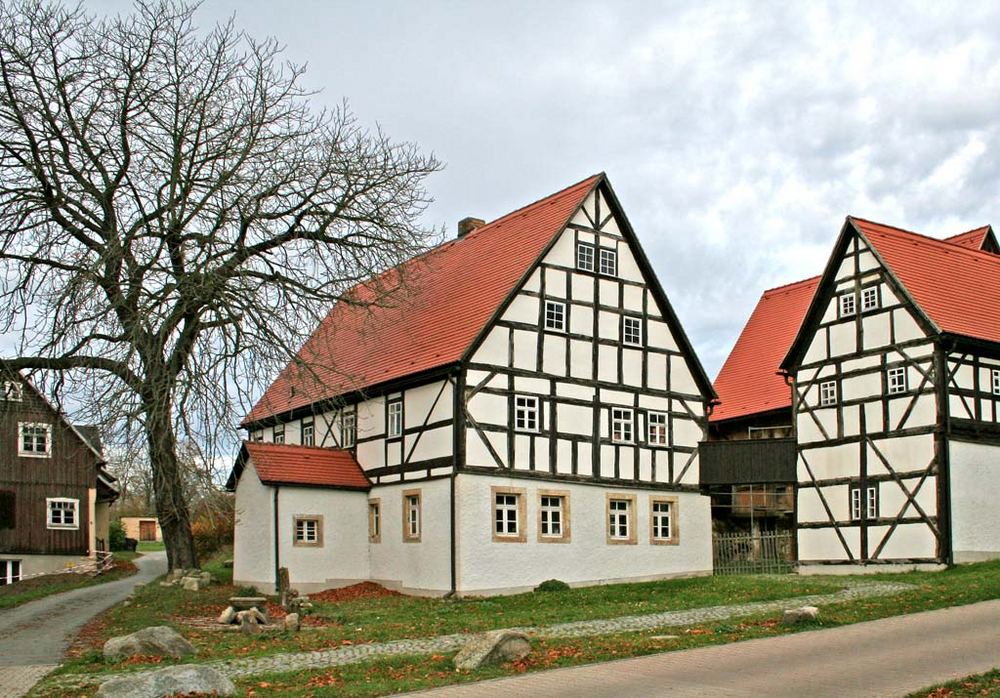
top-left (0, 665), bottom-right (57, 698)
top-left (45, 581), bottom-right (912, 690)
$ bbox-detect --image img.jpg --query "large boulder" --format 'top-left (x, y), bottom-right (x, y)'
top-left (453, 630), bottom-right (531, 670)
top-left (103, 626), bottom-right (196, 661)
top-left (96, 664), bottom-right (235, 697)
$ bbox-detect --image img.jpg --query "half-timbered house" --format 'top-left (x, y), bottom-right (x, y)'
top-left (228, 174), bottom-right (717, 595)
top-left (0, 372), bottom-right (118, 582)
top-left (781, 219), bottom-right (1000, 570)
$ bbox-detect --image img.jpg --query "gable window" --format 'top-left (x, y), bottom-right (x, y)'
top-left (650, 497), bottom-right (678, 544)
top-left (647, 412), bottom-right (668, 446)
top-left (368, 499), bottom-right (381, 543)
top-left (992, 369), bottom-right (1000, 397)
top-left (839, 292), bottom-right (856, 317)
top-left (403, 490), bottom-right (421, 542)
top-left (1, 380), bottom-right (22, 401)
top-left (301, 420), bottom-right (314, 446)
top-left (544, 300), bottom-right (566, 332)
top-left (599, 247), bottom-right (618, 276)
top-left (273, 424), bottom-right (285, 444)
top-left (819, 380), bottom-right (838, 407)
top-left (861, 286), bottom-right (879, 311)
top-left (252, 430), bottom-right (264, 442)
top-left (387, 400), bottom-right (403, 439)
top-left (611, 407), bottom-right (634, 443)
top-left (514, 395), bottom-right (539, 432)
top-left (18, 423), bottom-right (52, 458)
top-left (576, 242), bottom-right (595, 271)
top-left (538, 491), bottom-right (570, 542)
top-left (0, 560), bottom-right (20, 586)
top-left (492, 487), bottom-right (526, 542)
top-left (341, 411), bottom-right (356, 447)
top-left (47, 498), bottom-right (78, 530)
top-left (293, 515), bottom-right (322, 547)
top-left (886, 367), bottom-right (907, 395)
top-left (850, 485), bottom-right (878, 520)
top-left (622, 316), bottom-right (642, 346)
top-left (606, 495), bottom-right (636, 544)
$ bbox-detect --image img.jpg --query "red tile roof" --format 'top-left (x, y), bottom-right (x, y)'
top-left (943, 226), bottom-right (993, 251)
top-left (709, 276), bottom-right (819, 423)
top-left (852, 217), bottom-right (1000, 346)
top-left (245, 175), bottom-right (602, 425)
top-left (240, 441), bottom-right (370, 489)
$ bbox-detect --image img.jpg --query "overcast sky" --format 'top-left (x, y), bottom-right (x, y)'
top-left (65, 1), bottom-right (1000, 379)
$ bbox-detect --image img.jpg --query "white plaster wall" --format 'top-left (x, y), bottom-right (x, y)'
top-left (798, 525), bottom-right (859, 562)
top-left (950, 440), bottom-right (1000, 562)
top-left (11, 554), bottom-right (95, 578)
top-left (233, 461), bottom-right (276, 591)
top-left (454, 473), bottom-right (711, 594)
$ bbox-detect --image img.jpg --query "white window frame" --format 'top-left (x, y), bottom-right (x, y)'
top-left (647, 411), bottom-right (668, 446)
top-left (866, 485), bottom-right (879, 519)
top-left (839, 292), bottom-right (856, 317)
top-left (992, 369), bottom-right (1000, 397)
top-left (387, 400), bottom-right (403, 439)
top-left (651, 499), bottom-right (675, 543)
top-left (514, 395), bottom-right (540, 433)
top-left (18, 422), bottom-right (52, 458)
top-left (301, 420), bottom-right (315, 446)
top-left (850, 487), bottom-right (862, 520)
top-left (494, 493), bottom-right (520, 538)
top-left (819, 380), bottom-right (838, 407)
top-left (252, 430), bottom-right (264, 442)
top-left (539, 495), bottom-right (564, 539)
top-left (293, 516), bottom-right (322, 547)
top-left (607, 498), bottom-right (632, 542)
top-left (544, 300), bottom-right (566, 332)
top-left (46, 498), bottom-right (79, 530)
top-left (576, 242), bottom-right (595, 272)
top-left (273, 424), bottom-right (285, 444)
top-left (1, 380), bottom-right (22, 401)
top-left (403, 490), bottom-right (421, 542)
top-left (368, 499), bottom-right (381, 543)
top-left (0, 560), bottom-right (20, 585)
top-left (599, 247), bottom-right (618, 276)
top-left (622, 316), bottom-right (642, 346)
top-left (611, 407), bottom-right (634, 443)
top-left (341, 411), bottom-right (356, 447)
top-left (887, 367), bottom-right (908, 395)
top-left (861, 286), bottom-right (879, 311)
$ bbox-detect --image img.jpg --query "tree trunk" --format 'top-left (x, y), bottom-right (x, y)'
top-left (145, 400), bottom-right (198, 570)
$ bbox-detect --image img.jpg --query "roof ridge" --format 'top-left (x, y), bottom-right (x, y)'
top-left (851, 216), bottom-right (1000, 265)
top-left (762, 275), bottom-right (821, 296)
top-left (245, 440), bottom-right (352, 453)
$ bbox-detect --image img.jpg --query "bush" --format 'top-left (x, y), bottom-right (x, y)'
top-left (534, 579), bottom-right (570, 592)
top-left (191, 514), bottom-right (235, 560)
top-left (108, 519), bottom-right (127, 551)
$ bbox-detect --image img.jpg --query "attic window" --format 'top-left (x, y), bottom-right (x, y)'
top-left (341, 411), bottom-right (356, 448)
top-left (544, 300), bottom-right (566, 332)
top-left (273, 424), bottom-right (285, 444)
top-left (1, 381), bottom-right (21, 401)
top-left (839, 292), bottom-right (856, 317)
top-left (599, 248), bottom-right (618, 276)
top-left (576, 242), bottom-right (595, 272)
top-left (861, 287), bottom-right (879, 312)
top-left (18, 422), bottom-right (51, 457)
top-left (886, 367), bottom-right (907, 395)
top-left (819, 380), bottom-right (838, 406)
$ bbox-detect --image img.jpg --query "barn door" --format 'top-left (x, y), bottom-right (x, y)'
top-left (139, 520), bottom-right (156, 541)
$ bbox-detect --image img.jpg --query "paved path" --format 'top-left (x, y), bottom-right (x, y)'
top-left (0, 551), bottom-right (166, 698)
top-left (405, 599), bottom-right (1000, 698)
top-left (46, 580), bottom-right (911, 690)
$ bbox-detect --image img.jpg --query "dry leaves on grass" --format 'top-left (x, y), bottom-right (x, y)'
top-left (309, 582), bottom-right (401, 603)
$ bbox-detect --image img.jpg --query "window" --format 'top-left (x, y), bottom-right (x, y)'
top-left (850, 485), bottom-right (878, 520)
top-left (252, 430), bottom-right (263, 442)
top-left (544, 300), bottom-right (566, 332)
top-left (273, 424), bottom-right (285, 444)
top-left (850, 487), bottom-right (861, 520)
top-left (647, 412), bottom-right (668, 446)
top-left (611, 407), bottom-right (633, 443)
top-left (992, 369), bottom-right (1000, 397)
top-left (1, 380), bottom-right (22, 401)
top-left (866, 486), bottom-right (879, 519)
top-left (538, 491), bottom-right (570, 542)
top-left (819, 380), bottom-right (838, 407)
top-left (887, 367), bottom-right (907, 395)
top-left (387, 400), bottom-right (403, 439)
top-left (576, 242), bottom-right (595, 271)
top-left (403, 490), bottom-right (421, 542)
top-left (492, 487), bottom-right (526, 542)
top-left (46, 498), bottom-right (78, 530)
top-left (599, 247), bottom-right (618, 276)
top-left (839, 292), bottom-right (856, 317)
top-left (622, 316), bottom-right (642, 346)
top-left (514, 395), bottom-right (539, 432)
top-left (293, 515), bottom-right (322, 547)
top-left (18, 423), bottom-right (52, 458)
top-left (0, 560), bottom-right (20, 586)
top-left (301, 420), bottom-right (315, 446)
top-left (650, 497), bottom-right (678, 544)
top-left (368, 499), bottom-right (381, 543)
top-left (606, 495), bottom-right (635, 544)
top-left (341, 411), bottom-right (356, 447)
top-left (861, 286), bottom-right (879, 311)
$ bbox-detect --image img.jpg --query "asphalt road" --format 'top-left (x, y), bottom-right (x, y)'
top-left (406, 599), bottom-right (1000, 698)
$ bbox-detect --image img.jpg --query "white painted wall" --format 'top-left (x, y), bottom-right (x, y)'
top-left (233, 461), bottom-right (275, 591)
top-left (950, 440), bottom-right (1000, 562)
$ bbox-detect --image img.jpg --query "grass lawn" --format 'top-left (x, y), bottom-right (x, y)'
top-left (136, 541), bottom-right (165, 552)
top-left (0, 555), bottom-right (139, 610)
top-left (33, 559), bottom-right (1000, 697)
top-left (908, 668), bottom-right (1000, 697)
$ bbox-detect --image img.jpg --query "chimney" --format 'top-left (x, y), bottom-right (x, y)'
top-left (457, 217), bottom-right (486, 238)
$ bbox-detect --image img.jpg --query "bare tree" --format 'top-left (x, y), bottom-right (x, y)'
top-left (0, 1), bottom-right (441, 569)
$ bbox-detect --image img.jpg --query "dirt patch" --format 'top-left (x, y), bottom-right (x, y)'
top-left (66, 613), bottom-right (110, 657)
top-left (309, 582), bottom-right (401, 603)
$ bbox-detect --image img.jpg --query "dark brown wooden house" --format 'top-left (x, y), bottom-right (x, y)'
top-left (0, 372), bottom-right (118, 583)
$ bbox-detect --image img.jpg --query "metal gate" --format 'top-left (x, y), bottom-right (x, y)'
top-left (712, 531), bottom-right (794, 575)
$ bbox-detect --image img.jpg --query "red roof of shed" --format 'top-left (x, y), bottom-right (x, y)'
top-left (245, 174), bottom-right (602, 425)
top-left (241, 441), bottom-right (370, 489)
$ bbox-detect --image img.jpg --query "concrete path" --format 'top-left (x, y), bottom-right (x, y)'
top-left (0, 551), bottom-right (166, 698)
top-left (406, 599), bottom-right (1000, 698)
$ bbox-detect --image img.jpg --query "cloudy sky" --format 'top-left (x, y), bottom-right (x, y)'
top-left (87, 1), bottom-right (1000, 377)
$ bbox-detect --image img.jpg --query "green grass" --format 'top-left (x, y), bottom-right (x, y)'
top-left (136, 541), bottom-right (165, 552)
top-left (0, 557), bottom-right (138, 610)
top-left (907, 668), bottom-right (1000, 697)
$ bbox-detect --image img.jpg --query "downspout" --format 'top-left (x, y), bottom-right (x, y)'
top-left (273, 486), bottom-right (281, 593)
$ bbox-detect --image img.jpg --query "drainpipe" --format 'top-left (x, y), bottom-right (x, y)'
top-left (273, 486), bottom-right (281, 593)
